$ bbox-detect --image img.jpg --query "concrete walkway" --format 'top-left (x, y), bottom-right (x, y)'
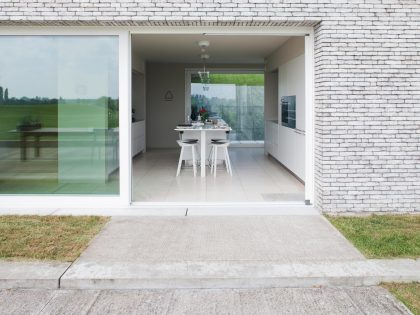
top-left (57, 216), bottom-right (419, 289)
top-left (68, 215), bottom-right (364, 262)
top-left (59, 215), bottom-right (360, 289)
top-left (1, 215), bottom-right (419, 290)
top-left (0, 287), bottom-right (411, 315)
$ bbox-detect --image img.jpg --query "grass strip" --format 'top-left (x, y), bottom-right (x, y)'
top-left (326, 214), bottom-right (420, 259)
top-left (0, 215), bottom-right (108, 262)
top-left (382, 282), bottom-right (420, 315)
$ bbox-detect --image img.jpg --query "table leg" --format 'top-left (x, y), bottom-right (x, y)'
top-left (35, 135), bottom-right (40, 157)
top-left (200, 130), bottom-right (206, 177)
top-left (20, 134), bottom-right (27, 161)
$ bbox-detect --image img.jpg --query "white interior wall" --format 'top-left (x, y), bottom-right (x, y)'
top-left (132, 55), bottom-right (146, 73)
top-left (266, 37), bottom-right (304, 72)
top-left (146, 62), bottom-right (186, 149)
top-left (264, 70), bottom-right (278, 121)
top-left (266, 37), bottom-right (305, 180)
top-left (132, 71), bottom-right (146, 121)
top-left (132, 56), bottom-right (146, 118)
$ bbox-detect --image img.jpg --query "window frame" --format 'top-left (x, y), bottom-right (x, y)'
top-left (0, 28), bottom-right (132, 208)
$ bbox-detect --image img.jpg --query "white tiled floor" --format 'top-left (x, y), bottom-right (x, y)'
top-left (132, 147), bottom-right (305, 203)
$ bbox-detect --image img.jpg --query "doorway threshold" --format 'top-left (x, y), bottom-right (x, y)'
top-left (130, 202), bottom-right (318, 216)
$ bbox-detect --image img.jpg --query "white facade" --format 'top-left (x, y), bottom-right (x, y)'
top-left (0, 0), bottom-right (418, 213)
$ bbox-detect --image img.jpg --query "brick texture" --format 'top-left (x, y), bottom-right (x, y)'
top-left (0, 0), bottom-right (419, 212)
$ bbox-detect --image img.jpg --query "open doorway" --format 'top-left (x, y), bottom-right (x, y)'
top-left (131, 33), bottom-right (308, 203)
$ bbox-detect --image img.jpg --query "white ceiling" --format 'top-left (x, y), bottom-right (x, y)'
top-left (132, 34), bottom-right (290, 64)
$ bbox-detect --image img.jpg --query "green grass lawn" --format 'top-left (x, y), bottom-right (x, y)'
top-left (326, 214), bottom-right (420, 259)
top-left (0, 215), bottom-right (108, 262)
top-left (382, 283), bottom-right (420, 315)
top-left (191, 73), bottom-right (264, 86)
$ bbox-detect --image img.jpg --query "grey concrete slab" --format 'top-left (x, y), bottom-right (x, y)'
top-left (60, 259), bottom-right (420, 289)
top-left (51, 207), bottom-right (187, 216)
top-left (236, 289), bottom-right (272, 315)
top-left (0, 288), bottom-right (411, 315)
top-left (39, 290), bottom-right (100, 315)
top-left (187, 205), bottom-right (318, 216)
top-left (167, 289), bottom-right (241, 315)
top-left (69, 216), bottom-right (364, 263)
top-left (0, 261), bottom-right (70, 289)
top-left (345, 286), bottom-right (412, 315)
top-left (0, 289), bottom-right (56, 315)
top-left (87, 290), bottom-right (173, 315)
top-left (262, 287), bottom-right (362, 314)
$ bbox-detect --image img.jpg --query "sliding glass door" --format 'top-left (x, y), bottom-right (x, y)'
top-left (190, 72), bottom-right (264, 142)
top-left (0, 36), bottom-right (119, 195)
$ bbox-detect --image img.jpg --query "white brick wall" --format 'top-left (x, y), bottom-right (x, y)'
top-left (0, 0), bottom-right (419, 213)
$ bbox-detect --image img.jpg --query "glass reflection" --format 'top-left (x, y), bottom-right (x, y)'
top-left (0, 36), bottom-right (119, 195)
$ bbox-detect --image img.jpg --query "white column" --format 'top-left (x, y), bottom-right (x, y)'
top-left (119, 30), bottom-right (132, 206)
top-left (304, 31), bottom-right (315, 205)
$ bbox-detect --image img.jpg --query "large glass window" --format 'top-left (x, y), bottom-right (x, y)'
top-left (191, 72), bottom-right (264, 141)
top-left (0, 36), bottom-right (119, 195)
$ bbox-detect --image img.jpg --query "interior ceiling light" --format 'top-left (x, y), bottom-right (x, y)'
top-left (198, 41), bottom-right (211, 91)
top-left (198, 40), bottom-right (210, 52)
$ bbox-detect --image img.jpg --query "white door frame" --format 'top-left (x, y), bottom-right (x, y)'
top-left (304, 31), bottom-right (315, 205)
top-left (131, 26), bottom-right (315, 206)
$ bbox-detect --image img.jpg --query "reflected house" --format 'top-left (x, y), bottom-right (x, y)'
top-left (3, 95), bottom-right (119, 189)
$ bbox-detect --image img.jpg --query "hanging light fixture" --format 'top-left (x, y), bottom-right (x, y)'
top-left (197, 40), bottom-right (210, 91)
top-left (199, 54), bottom-right (210, 91)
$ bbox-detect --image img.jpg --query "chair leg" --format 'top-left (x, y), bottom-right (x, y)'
top-left (223, 147), bottom-right (228, 172)
top-left (210, 146), bottom-right (214, 174)
top-left (176, 147), bottom-right (184, 176)
top-left (213, 146), bottom-right (218, 177)
top-left (225, 146), bottom-right (232, 176)
top-left (192, 145), bottom-right (197, 177)
top-left (208, 146), bottom-right (213, 167)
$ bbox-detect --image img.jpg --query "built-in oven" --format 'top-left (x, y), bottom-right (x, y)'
top-left (281, 95), bottom-right (296, 129)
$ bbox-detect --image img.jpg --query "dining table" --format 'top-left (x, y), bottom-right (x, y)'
top-left (175, 122), bottom-right (232, 177)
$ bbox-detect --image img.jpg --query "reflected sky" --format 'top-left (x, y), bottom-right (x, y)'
top-left (0, 36), bottom-right (118, 99)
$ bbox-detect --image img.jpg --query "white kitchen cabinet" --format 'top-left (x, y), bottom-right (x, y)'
top-left (277, 125), bottom-right (305, 180)
top-left (264, 120), bottom-right (279, 160)
top-left (132, 120), bottom-right (145, 157)
top-left (265, 119), bottom-right (305, 181)
top-left (264, 123), bottom-right (271, 155)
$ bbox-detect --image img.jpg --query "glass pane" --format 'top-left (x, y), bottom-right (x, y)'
top-left (191, 73), bottom-right (264, 141)
top-left (0, 36), bottom-right (119, 195)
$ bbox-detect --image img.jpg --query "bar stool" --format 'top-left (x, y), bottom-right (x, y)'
top-left (210, 140), bottom-right (232, 177)
top-left (176, 139), bottom-right (199, 176)
top-left (207, 138), bottom-right (225, 165)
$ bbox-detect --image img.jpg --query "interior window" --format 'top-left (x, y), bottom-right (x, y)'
top-left (190, 72), bottom-right (264, 142)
